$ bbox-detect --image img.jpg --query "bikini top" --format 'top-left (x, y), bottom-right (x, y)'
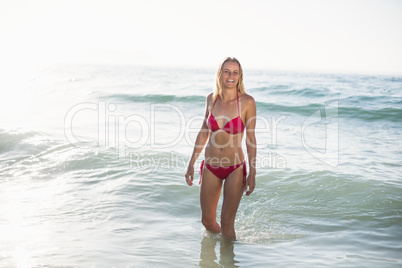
top-left (207, 91), bottom-right (245, 134)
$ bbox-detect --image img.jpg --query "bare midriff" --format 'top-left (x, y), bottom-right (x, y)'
top-left (204, 131), bottom-right (244, 166)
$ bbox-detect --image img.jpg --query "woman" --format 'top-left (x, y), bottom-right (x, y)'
top-left (185, 57), bottom-right (257, 240)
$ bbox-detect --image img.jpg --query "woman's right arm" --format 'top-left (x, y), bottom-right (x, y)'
top-left (185, 94), bottom-right (211, 186)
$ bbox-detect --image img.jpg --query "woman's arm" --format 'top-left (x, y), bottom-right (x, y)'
top-left (245, 96), bottom-right (257, 195)
top-left (185, 95), bottom-right (211, 186)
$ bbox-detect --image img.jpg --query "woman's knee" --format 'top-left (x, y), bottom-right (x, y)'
top-left (201, 216), bottom-right (221, 232)
top-left (201, 217), bottom-right (213, 228)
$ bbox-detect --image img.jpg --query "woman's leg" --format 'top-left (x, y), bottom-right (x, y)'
top-left (200, 166), bottom-right (223, 233)
top-left (220, 165), bottom-right (244, 240)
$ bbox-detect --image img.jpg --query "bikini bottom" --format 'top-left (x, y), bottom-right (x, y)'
top-left (199, 160), bottom-right (247, 185)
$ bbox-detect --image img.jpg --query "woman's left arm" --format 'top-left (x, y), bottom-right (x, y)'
top-left (244, 96), bottom-right (257, 196)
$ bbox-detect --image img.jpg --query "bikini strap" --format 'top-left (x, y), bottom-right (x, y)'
top-left (210, 94), bottom-right (218, 112)
top-left (212, 92), bottom-right (239, 114)
top-left (236, 91), bottom-right (240, 116)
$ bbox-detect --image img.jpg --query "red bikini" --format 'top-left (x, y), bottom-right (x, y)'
top-left (200, 160), bottom-right (247, 185)
top-left (200, 92), bottom-right (247, 184)
top-left (207, 92), bottom-right (245, 134)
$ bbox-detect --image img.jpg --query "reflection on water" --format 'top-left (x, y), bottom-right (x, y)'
top-left (199, 234), bottom-right (239, 268)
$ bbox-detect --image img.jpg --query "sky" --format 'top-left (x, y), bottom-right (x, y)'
top-left (0, 0), bottom-right (402, 74)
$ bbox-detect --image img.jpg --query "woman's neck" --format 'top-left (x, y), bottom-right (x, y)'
top-left (221, 88), bottom-right (237, 102)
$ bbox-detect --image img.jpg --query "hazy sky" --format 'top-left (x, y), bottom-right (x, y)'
top-left (1, 0), bottom-right (401, 74)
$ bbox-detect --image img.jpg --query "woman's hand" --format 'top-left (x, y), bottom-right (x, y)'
top-left (244, 173), bottom-right (256, 196)
top-left (185, 166), bottom-right (195, 186)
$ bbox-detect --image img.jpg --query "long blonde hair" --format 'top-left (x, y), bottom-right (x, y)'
top-left (213, 57), bottom-right (246, 103)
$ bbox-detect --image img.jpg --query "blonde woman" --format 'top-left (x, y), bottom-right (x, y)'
top-left (185, 57), bottom-right (257, 240)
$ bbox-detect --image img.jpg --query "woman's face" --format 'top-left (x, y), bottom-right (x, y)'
top-left (221, 61), bottom-right (240, 89)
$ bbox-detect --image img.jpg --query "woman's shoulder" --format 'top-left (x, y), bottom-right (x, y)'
top-left (205, 92), bottom-right (214, 110)
top-left (206, 92), bottom-right (213, 100)
top-left (206, 92), bottom-right (214, 105)
top-left (240, 92), bottom-right (255, 105)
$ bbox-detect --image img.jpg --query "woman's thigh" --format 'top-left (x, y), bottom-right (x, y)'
top-left (221, 165), bottom-right (244, 221)
top-left (200, 166), bottom-right (223, 219)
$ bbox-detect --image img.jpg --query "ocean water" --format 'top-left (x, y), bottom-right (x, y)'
top-left (0, 63), bottom-right (401, 268)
